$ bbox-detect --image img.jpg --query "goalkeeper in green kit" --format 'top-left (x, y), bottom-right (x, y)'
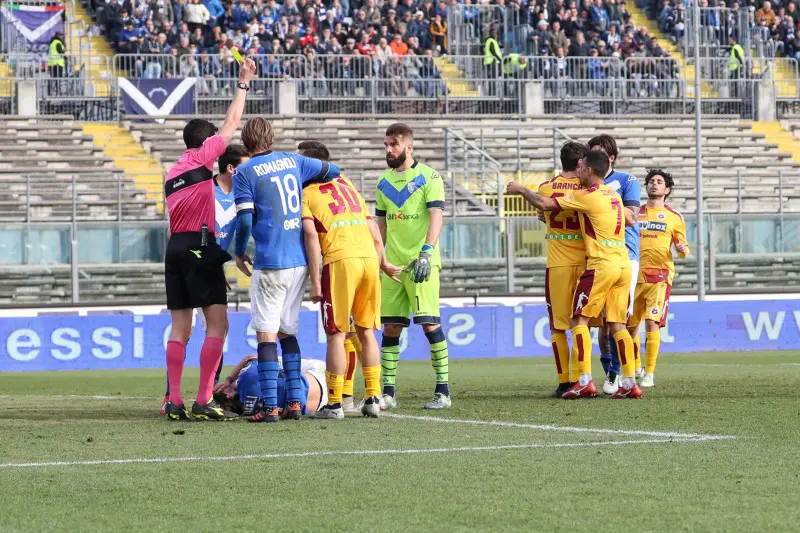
top-left (375, 123), bottom-right (451, 410)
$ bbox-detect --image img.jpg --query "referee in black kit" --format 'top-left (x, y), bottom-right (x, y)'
top-left (161, 56), bottom-right (256, 421)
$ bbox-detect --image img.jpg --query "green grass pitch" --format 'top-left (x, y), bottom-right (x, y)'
top-left (1, 352), bottom-right (799, 532)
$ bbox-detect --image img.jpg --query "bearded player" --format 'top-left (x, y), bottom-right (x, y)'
top-left (508, 150), bottom-right (642, 399)
top-left (537, 141), bottom-right (589, 397)
top-left (377, 123), bottom-right (451, 410)
top-left (628, 170), bottom-right (689, 388)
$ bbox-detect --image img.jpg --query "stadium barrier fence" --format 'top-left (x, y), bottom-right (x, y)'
top-left (2, 213), bottom-right (799, 301)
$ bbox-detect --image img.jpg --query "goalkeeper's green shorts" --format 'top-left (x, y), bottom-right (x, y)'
top-left (380, 267), bottom-right (441, 327)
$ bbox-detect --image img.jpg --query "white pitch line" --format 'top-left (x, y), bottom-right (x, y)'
top-left (0, 436), bottom-right (721, 469)
top-left (384, 413), bottom-right (737, 441)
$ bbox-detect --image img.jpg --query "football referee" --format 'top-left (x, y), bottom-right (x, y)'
top-left (162, 57), bottom-right (257, 421)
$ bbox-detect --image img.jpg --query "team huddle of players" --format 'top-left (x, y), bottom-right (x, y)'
top-left (508, 135), bottom-right (688, 399)
top-left (163, 122), bottom-right (688, 420)
top-left (163, 121), bottom-right (452, 421)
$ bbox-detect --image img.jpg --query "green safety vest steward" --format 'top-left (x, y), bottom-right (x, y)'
top-left (728, 43), bottom-right (744, 72)
top-left (484, 37), bottom-right (502, 65)
top-left (48, 38), bottom-right (65, 68)
top-left (503, 53), bottom-right (528, 75)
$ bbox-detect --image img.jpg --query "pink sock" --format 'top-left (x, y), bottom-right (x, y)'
top-left (197, 337), bottom-right (224, 405)
top-left (166, 340), bottom-right (186, 406)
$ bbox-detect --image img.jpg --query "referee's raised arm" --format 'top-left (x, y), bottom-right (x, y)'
top-left (161, 56), bottom-right (258, 422)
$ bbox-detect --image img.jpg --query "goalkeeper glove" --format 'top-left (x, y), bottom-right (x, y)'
top-left (405, 243), bottom-right (433, 284)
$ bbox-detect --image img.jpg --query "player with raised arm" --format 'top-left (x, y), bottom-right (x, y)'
top-left (160, 144), bottom-right (250, 416)
top-left (588, 134), bottom-right (641, 395)
top-left (233, 118), bottom-right (340, 423)
top-left (376, 123), bottom-right (451, 410)
top-left (628, 170), bottom-right (689, 388)
top-left (508, 150), bottom-right (643, 400)
top-left (299, 140), bottom-right (403, 419)
top-left (162, 57), bottom-right (256, 422)
top-left (538, 141), bottom-right (589, 397)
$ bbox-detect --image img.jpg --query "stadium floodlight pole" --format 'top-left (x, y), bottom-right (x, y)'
top-left (694, 1), bottom-right (706, 302)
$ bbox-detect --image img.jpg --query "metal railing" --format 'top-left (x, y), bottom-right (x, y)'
top-left (443, 128), bottom-right (503, 216)
top-left (446, 3), bottom-right (521, 56)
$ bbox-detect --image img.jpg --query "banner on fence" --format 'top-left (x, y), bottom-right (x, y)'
top-left (0, 3), bottom-right (65, 53)
top-left (1, 300), bottom-right (799, 372)
top-left (119, 77), bottom-right (195, 122)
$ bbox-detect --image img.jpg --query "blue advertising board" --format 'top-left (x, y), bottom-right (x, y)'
top-left (1, 301), bottom-right (798, 372)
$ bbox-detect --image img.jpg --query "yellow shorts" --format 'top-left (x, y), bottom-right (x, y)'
top-left (321, 257), bottom-right (380, 335)
top-left (629, 281), bottom-right (672, 328)
top-left (573, 267), bottom-right (632, 324)
top-left (545, 265), bottom-right (584, 331)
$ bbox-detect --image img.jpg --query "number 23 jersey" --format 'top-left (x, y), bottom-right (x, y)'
top-left (538, 175), bottom-right (586, 268)
top-left (553, 183), bottom-right (628, 270)
top-left (302, 176), bottom-right (377, 265)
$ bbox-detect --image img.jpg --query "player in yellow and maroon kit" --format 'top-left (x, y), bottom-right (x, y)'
top-left (508, 150), bottom-right (643, 399)
top-left (628, 170), bottom-right (689, 388)
top-left (300, 141), bottom-right (402, 419)
top-left (537, 141), bottom-right (588, 397)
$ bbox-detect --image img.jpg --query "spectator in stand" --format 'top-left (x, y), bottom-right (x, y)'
top-left (757, 1), bottom-right (777, 27)
top-left (658, 0), bottom-right (672, 33)
top-left (141, 32), bottom-right (166, 77)
top-left (605, 24), bottom-right (621, 48)
top-left (590, 0), bottom-right (611, 32)
top-left (607, 0), bottom-right (623, 28)
top-left (429, 13), bottom-right (446, 55)
top-left (548, 20), bottom-right (569, 54)
top-left (390, 33), bottom-right (409, 56)
top-left (184, 0), bottom-right (211, 34)
top-left (120, 19), bottom-right (145, 53)
top-left (204, 0), bottom-right (224, 28)
top-left (788, 1), bottom-right (800, 26)
top-left (569, 30), bottom-right (591, 56)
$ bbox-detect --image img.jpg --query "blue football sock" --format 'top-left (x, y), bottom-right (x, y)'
top-left (214, 354), bottom-right (224, 385)
top-left (257, 342), bottom-right (280, 409)
top-left (280, 336), bottom-right (303, 403)
top-left (608, 331), bottom-right (621, 374)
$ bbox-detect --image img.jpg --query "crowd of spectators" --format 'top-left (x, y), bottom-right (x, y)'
top-left (88, 0), bottom-right (453, 96)
top-left (651, 0), bottom-right (800, 60)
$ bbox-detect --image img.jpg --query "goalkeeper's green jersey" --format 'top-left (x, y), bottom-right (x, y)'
top-left (375, 160), bottom-right (445, 268)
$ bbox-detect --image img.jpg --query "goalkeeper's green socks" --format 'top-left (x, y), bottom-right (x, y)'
top-left (381, 335), bottom-right (400, 397)
top-left (426, 327), bottom-right (450, 396)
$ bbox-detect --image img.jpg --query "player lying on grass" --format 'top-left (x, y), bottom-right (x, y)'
top-left (508, 150), bottom-right (643, 399)
top-left (628, 169), bottom-right (689, 388)
top-left (213, 354), bottom-right (327, 417)
top-left (299, 140), bottom-right (403, 419)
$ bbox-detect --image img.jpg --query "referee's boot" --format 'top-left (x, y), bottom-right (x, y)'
top-left (191, 399), bottom-right (238, 421)
top-left (164, 402), bottom-right (191, 421)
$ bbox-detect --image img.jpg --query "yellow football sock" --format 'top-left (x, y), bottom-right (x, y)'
top-left (362, 365), bottom-right (381, 399)
top-left (632, 335), bottom-right (642, 371)
top-left (571, 325), bottom-right (592, 377)
top-left (612, 330), bottom-right (636, 379)
top-left (645, 330), bottom-right (661, 374)
top-left (551, 332), bottom-right (570, 384)
top-left (343, 337), bottom-right (357, 397)
top-left (569, 342), bottom-right (581, 383)
top-left (325, 371), bottom-right (344, 406)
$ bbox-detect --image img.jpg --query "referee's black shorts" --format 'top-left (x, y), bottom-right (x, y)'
top-left (165, 232), bottom-right (231, 310)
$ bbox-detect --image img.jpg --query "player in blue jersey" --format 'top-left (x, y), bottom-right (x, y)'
top-left (588, 134), bottom-right (641, 395)
top-left (213, 354), bottom-right (328, 417)
top-left (233, 117), bottom-right (339, 423)
top-left (160, 144), bottom-right (251, 416)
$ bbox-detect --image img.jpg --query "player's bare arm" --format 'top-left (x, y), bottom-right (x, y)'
top-left (624, 207), bottom-right (637, 227)
top-left (425, 207), bottom-right (444, 250)
top-left (235, 252), bottom-right (252, 277)
top-left (302, 219), bottom-right (324, 303)
top-left (214, 354), bottom-right (257, 395)
top-left (506, 182), bottom-right (559, 211)
top-left (368, 219), bottom-right (402, 283)
top-left (217, 57), bottom-right (256, 143)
